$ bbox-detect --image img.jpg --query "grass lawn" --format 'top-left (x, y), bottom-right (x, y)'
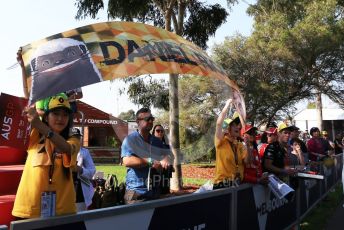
top-left (300, 183), bottom-right (343, 230)
top-left (95, 165), bottom-right (127, 183)
top-left (95, 164), bottom-right (209, 186)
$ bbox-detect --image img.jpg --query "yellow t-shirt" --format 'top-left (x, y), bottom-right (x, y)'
top-left (213, 136), bottom-right (247, 184)
top-left (12, 128), bottom-right (80, 218)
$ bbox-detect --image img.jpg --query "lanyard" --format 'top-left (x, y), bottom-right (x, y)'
top-left (48, 152), bottom-right (57, 184)
top-left (228, 140), bottom-right (239, 173)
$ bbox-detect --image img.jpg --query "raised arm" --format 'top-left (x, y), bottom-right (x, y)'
top-left (215, 98), bottom-right (233, 141)
top-left (25, 107), bottom-right (73, 154)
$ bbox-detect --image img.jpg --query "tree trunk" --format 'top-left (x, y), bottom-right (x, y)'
top-left (316, 92), bottom-right (323, 130)
top-left (163, 2), bottom-right (183, 191)
top-left (169, 73), bottom-right (183, 191)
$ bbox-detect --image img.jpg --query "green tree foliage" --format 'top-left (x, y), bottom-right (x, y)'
top-left (248, 0), bottom-right (344, 107)
top-left (139, 76), bottom-right (227, 162)
top-left (118, 109), bottom-right (136, 120)
top-left (178, 76), bottom-right (229, 161)
top-left (121, 76), bottom-right (169, 110)
top-left (75, 0), bottom-right (232, 49)
top-left (213, 0), bottom-right (344, 125)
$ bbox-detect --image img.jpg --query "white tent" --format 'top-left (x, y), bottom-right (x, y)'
top-left (293, 108), bottom-right (344, 137)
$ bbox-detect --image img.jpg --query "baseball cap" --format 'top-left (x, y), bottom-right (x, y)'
top-left (222, 112), bottom-right (240, 129)
top-left (70, 127), bottom-right (83, 136)
top-left (289, 125), bottom-right (300, 131)
top-left (43, 93), bottom-right (71, 113)
top-left (242, 124), bottom-right (257, 135)
top-left (277, 122), bottom-right (291, 133)
top-left (321, 130), bottom-right (328, 136)
top-left (265, 127), bottom-right (278, 135)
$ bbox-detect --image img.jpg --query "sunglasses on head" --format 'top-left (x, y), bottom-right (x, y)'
top-left (138, 116), bottom-right (155, 122)
top-left (155, 129), bottom-right (164, 133)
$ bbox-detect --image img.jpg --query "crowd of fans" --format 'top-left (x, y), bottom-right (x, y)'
top-left (212, 98), bottom-right (344, 190)
top-left (11, 92), bottom-right (344, 218)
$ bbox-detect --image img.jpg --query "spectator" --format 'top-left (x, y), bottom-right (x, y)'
top-left (72, 128), bottom-right (96, 212)
top-left (334, 133), bottom-right (343, 155)
top-left (307, 127), bottom-right (329, 161)
top-left (213, 99), bottom-right (249, 189)
top-left (152, 125), bottom-right (170, 149)
top-left (301, 130), bottom-right (311, 143)
top-left (262, 123), bottom-right (297, 179)
top-left (288, 138), bottom-right (306, 167)
top-left (12, 93), bottom-right (80, 219)
top-left (121, 108), bottom-right (172, 204)
top-left (242, 125), bottom-right (268, 184)
top-left (289, 125), bottom-right (308, 154)
top-left (259, 127), bottom-right (278, 158)
top-left (322, 130), bottom-right (335, 151)
top-left (152, 124), bottom-right (173, 195)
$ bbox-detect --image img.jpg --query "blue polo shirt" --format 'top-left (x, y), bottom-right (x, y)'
top-left (121, 131), bottom-right (169, 195)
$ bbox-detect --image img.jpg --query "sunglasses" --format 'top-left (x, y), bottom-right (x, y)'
top-left (138, 116), bottom-right (155, 122)
top-left (155, 129), bottom-right (164, 133)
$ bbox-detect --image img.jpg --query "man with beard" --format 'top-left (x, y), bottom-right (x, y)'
top-left (121, 108), bottom-right (171, 204)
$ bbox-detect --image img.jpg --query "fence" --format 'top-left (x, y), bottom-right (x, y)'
top-left (8, 154), bottom-right (343, 230)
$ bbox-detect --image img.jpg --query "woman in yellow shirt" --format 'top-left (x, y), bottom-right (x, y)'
top-left (213, 98), bottom-right (248, 189)
top-left (12, 93), bottom-right (80, 218)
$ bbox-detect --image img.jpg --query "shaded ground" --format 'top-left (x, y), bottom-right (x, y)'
top-left (168, 164), bottom-right (215, 195)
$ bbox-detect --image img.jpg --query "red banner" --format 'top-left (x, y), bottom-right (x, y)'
top-left (0, 93), bottom-right (30, 150)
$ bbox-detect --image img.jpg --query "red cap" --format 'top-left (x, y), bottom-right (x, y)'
top-left (265, 127), bottom-right (277, 135)
top-left (242, 124), bottom-right (257, 136)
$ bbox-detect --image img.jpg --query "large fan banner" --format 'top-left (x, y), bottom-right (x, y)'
top-left (20, 21), bottom-right (245, 119)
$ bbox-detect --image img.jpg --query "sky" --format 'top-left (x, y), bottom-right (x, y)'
top-left (0, 0), bottom-right (255, 116)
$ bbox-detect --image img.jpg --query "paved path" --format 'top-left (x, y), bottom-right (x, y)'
top-left (325, 199), bottom-right (344, 230)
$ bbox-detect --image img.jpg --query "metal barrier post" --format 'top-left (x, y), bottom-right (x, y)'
top-left (231, 187), bottom-right (237, 230)
top-left (295, 179), bottom-right (301, 230)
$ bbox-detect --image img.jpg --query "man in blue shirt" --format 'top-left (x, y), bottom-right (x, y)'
top-left (121, 108), bottom-right (171, 204)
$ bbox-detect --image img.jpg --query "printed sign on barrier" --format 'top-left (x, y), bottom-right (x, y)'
top-left (237, 185), bottom-right (297, 230)
top-left (149, 193), bottom-right (231, 230)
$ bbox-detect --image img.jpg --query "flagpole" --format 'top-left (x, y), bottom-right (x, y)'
top-left (17, 47), bottom-right (29, 99)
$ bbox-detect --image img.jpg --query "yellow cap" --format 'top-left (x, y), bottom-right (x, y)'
top-left (44, 93), bottom-right (71, 112)
top-left (277, 122), bottom-right (291, 133)
top-left (222, 112), bottom-right (240, 129)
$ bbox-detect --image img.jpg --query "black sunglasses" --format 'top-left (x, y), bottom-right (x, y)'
top-left (138, 116), bottom-right (155, 122)
top-left (155, 129), bottom-right (164, 133)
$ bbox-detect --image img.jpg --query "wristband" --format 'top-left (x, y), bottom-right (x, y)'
top-left (147, 157), bottom-right (153, 167)
top-left (46, 130), bottom-right (54, 139)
